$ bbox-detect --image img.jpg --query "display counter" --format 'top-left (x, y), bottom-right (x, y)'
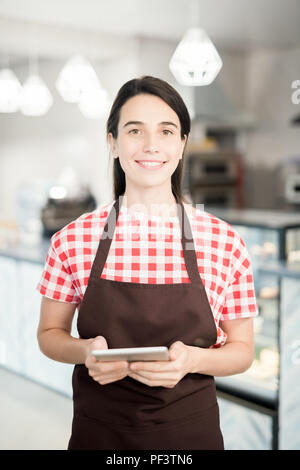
top-left (205, 206), bottom-right (300, 450)
top-left (0, 237), bottom-right (76, 398)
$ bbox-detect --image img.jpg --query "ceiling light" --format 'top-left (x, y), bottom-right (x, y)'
top-left (78, 84), bottom-right (111, 120)
top-left (19, 75), bottom-right (53, 116)
top-left (169, 27), bottom-right (223, 86)
top-left (55, 54), bottom-right (100, 103)
top-left (0, 68), bottom-right (21, 113)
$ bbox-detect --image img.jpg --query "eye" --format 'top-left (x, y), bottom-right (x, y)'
top-left (128, 128), bottom-right (173, 135)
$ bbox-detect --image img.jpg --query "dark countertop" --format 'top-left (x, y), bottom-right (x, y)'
top-left (205, 206), bottom-right (300, 229)
top-left (255, 260), bottom-right (300, 279)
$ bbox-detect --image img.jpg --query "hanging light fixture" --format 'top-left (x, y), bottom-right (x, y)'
top-left (0, 68), bottom-right (22, 113)
top-left (169, 28), bottom-right (223, 86)
top-left (169, 0), bottom-right (222, 86)
top-left (78, 83), bottom-right (111, 120)
top-left (19, 74), bottom-right (53, 116)
top-left (55, 54), bottom-right (100, 103)
top-left (18, 54), bottom-right (53, 116)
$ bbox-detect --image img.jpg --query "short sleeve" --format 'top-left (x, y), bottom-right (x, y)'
top-left (36, 234), bottom-right (80, 304)
top-left (220, 234), bottom-right (259, 321)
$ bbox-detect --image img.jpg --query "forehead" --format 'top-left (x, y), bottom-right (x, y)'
top-left (119, 94), bottom-right (180, 125)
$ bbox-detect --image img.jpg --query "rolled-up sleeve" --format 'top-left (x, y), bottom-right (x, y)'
top-left (36, 234), bottom-right (80, 304)
top-left (220, 235), bottom-right (259, 321)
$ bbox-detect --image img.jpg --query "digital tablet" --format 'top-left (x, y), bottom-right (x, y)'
top-left (91, 346), bottom-right (169, 362)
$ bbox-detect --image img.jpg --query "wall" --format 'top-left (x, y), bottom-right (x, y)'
top-left (0, 50), bottom-right (140, 222)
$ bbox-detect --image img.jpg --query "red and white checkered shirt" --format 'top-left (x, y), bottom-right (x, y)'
top-left (36, 200), bottom-right (258, 347)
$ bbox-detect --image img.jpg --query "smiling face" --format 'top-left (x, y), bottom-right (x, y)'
top-left (108, 93), bottom-right (187, 192)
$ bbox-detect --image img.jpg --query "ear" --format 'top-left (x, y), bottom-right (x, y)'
top-left (108, 133), bottom-right (118, 158)
top-left (179, 134), bottom-right (187, 159)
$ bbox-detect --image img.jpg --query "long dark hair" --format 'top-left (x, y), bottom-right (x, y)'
top-left (106, 75), bottom-right (191, 204)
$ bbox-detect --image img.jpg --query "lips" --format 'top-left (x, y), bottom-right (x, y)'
top-left (135, 160), bottom-right (166, 163)
top-left (135, 160), bottom-right (167, 170)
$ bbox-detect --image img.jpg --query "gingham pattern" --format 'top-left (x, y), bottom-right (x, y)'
top-left (36, 200), bottom-right (258, 347)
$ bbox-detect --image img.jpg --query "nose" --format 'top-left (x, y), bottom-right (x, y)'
top-left (143, 133), bottom-right (159, 153)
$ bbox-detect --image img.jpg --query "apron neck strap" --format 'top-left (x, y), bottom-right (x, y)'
top-left (90, 195), bottom-right (202, 285)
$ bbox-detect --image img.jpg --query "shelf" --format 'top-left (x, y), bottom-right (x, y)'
top-left (205, 207), bottom-right (300, 229)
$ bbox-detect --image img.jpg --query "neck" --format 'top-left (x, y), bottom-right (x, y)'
top-left (120, 186), bottom-right (180, 218)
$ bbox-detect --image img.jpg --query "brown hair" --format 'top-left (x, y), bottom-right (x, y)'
top-left (106, 75), bottom-right (191, 203)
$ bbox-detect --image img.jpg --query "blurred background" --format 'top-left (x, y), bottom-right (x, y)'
top-left (1, 0), bottom-right (300, 450)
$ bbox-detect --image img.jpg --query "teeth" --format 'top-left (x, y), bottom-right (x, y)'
top-left (137, 161), bottom-right (164, 166)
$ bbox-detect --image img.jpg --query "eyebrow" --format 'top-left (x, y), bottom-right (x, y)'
top-left (123, 120), bottom-right (178, 129)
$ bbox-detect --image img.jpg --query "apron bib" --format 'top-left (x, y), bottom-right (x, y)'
top-left (68, 195), bottom-right (224, 450)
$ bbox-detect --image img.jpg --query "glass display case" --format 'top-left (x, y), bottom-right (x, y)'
top-left (205, 207), bottom-right (300, 264)
top-left (216, 270), bottom-right (279, 406)
top-left (202, 207), bottom-right (300, 449)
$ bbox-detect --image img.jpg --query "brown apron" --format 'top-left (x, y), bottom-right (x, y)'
top-left (68, 195), bottom-right (224, 450)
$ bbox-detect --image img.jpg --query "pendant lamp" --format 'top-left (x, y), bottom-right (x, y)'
top-left (0, 68), bottom-right (21, 112)
top-left (78, 84), bottom-right (111, 120)
top-left (19, 74), bottom-right (53, 116)
top-left (169, 27), bottom-right (223, 86)
top-left (55, 54), bottom-right (100, 103)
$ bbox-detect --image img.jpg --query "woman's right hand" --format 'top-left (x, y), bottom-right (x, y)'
top-left (84, 336), bottom-right (129, 385)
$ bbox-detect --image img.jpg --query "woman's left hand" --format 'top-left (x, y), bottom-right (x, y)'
top-left (127, 341), bottom-right (193, 388)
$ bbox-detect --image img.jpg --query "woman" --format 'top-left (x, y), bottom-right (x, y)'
top-left (37, 75), bottom-right (258, 450)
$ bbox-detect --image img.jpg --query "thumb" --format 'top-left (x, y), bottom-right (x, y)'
top-left (169, 341), bottom-right (183, 360)
top-left (92, 335), bottom-right (108, 350)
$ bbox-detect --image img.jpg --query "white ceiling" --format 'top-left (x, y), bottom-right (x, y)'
top-left (0, 0), bottom-right (300, 51)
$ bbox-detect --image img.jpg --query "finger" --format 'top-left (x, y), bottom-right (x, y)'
top-left (85, 355), bottom-right (97, 369)
top-left (100, 360), bottom-right (129, 372)
top-left (88, 360), bottom-right (128, 376)
top-left (128, 371), bottom-right (175, 388)
top-left (169, 342), bottom-right (185, 360)
top-left (94, 372), bottom-right (127, 384)
top-left (92, 336), bottom-right (108, 350)
top-left (130, 361), bottom-right (178, 372)
top-left (130, 369), bottom-right (178, 381)
top-left (90, 362), bottom-right (129, 379)
top-left (87, 355), bottom-right (97, 364)
top-left (128, 371), bottom-right (152, 386)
